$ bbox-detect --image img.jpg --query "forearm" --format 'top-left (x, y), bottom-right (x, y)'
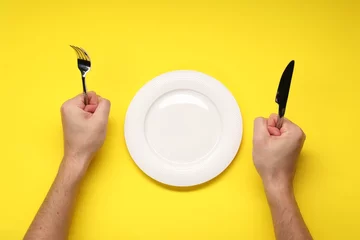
top-left (265, 183), bottom-right (312, 240)
top-left (24, 158), bottom-right (84, 240)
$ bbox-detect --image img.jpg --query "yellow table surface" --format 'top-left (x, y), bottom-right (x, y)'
top-left (1, 1), bottom-right (359, 239)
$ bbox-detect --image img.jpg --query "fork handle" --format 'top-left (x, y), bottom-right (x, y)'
top-left (82, 76), bottom-right (88, 105)
top-left (84, 92), bottom-right (89, 105)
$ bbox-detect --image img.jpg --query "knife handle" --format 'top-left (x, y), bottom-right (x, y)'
top-left (276, 116), bottom-right (284, 129)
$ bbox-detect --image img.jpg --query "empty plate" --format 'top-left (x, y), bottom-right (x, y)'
top-left (125, 70), bottom-right (242, 187)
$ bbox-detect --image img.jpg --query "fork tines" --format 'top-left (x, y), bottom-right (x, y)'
top-left (70, 45), bottom-right (91, 63)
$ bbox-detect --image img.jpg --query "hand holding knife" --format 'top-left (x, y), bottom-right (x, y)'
top-left (275, 60), bottom-right (295, 129)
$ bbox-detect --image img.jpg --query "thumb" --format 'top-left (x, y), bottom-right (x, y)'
top-left (253, 117), bottom-right (270, 142)
top-left (93, 97), bottom-right (111, 120)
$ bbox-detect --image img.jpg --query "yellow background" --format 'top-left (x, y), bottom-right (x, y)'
top-left (0, 0), bottom-right (359, 239)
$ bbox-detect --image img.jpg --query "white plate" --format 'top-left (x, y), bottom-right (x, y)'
top-left (125, 70), bottom-right (242, 187)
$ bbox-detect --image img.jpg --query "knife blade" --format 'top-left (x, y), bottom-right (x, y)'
top-left (275, 60), bottom-right (295, 129)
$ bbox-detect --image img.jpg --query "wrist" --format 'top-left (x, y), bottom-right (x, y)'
top-left (263, 180), bottom-right (295, 206)
top-left (261, 172), bottom-right (293, 193)
top-left (59, 155), bottom-right (90, 182)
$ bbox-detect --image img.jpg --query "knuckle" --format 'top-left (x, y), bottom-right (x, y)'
top-left (254, 117), bottom-right (263, 124)
top-left (104, 98), bottom-right (111, 107)
top-left (60, 102), bottom-right (68, 113)
top-left (269, 113), bottom-right (278, 118)
top-left (301, 130), bottom-right (306, 141)
top-left (60, 100), bottom-right (72, 114)
top-left (294, 126), bottom-right (305, 140)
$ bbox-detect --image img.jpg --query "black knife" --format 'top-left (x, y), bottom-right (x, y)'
top-left (275, 60), bottom-right (295, 129)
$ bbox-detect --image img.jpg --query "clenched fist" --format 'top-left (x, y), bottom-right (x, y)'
top-left (252, 114), bottom-right (306, 190)
top-left (60, 92), bottom-right (111, 174)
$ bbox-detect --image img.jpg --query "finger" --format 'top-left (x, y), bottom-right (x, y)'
top-left (84, 92), bottom-right (99, 113)
top-left (267, 113), bottom-right (278, 127)
top-left (253, 117), bottom-right (270, 142)
top-left (87, 91), bottom-right (98, 105)
top-left (84, 104), bottom-right (97, 113)
top-left (267, 114), bottom-right (281, 136)
top-left (268, 126), bottom-right (281, 136)
top-left (93, 97), bottom-right (111, 120)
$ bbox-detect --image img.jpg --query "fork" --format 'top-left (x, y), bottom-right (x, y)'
top-left (70, 45), bottom-right (91, 105)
